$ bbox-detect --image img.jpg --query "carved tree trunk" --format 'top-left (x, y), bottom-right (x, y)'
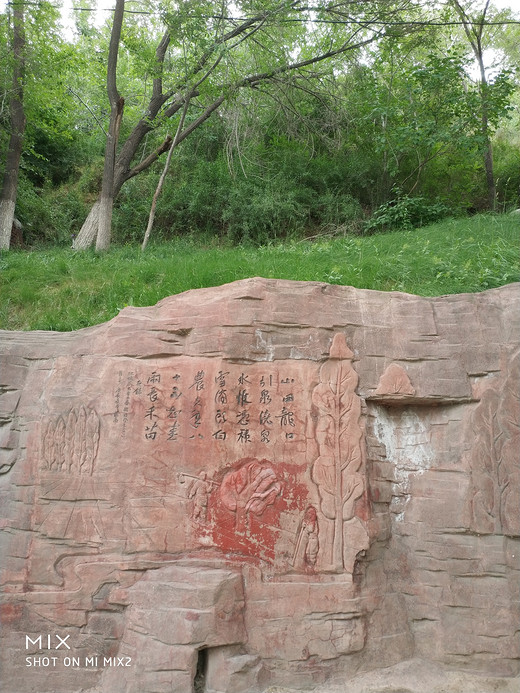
top-left (311, 334), bottom-right (366, 572)
top-left (0, 2), bottom-right (25, 250)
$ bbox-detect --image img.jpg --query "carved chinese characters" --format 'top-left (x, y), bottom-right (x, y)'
top-left (112, 364), bottom-right (305, 453)
top-left (2, 279), bottom-right (519, 693)
top-left (32, 342), bottom-right (371, 577)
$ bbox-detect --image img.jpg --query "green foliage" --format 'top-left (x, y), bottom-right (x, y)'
top-left (493, 95), bottom-right (520, 210)
top-left (110, 132), bottom-right (364, 245)
top-left (222, 178), bottom-right (309, 244)
top-left (364, 194), bottom-right (453, 233)
top-left (16, 173), bottom-right (88, 245)
top-left (1, 0), bottom-right (519, 248)
top-left (1, 214), bottom-right (518, 331)
top-left (494, 135), bottom-right (520, 210)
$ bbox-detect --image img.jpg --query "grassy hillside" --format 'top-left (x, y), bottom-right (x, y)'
top-left (1, 214), bottom-right (518, 332)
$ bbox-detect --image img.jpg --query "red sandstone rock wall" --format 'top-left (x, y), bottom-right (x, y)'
top-left (0, 279), bottom-right (518, 692)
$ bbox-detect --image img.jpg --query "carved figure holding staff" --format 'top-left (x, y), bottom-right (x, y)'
top-left (292, 506), bottom-right (319, 571)
top-left (179, 471), bottom-right (217, 523)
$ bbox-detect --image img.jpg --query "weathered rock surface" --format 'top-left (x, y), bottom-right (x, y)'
top-left (0, 278), bottom-right (519, 693)
top-left (276, 658), bottom-right (520, 693)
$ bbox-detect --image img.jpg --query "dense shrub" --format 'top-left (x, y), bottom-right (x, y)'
top-left (110, 141), bottom-right (368, 245)
top-left (494, 126), bottom-right (520, 211)
top-left (16, 174), bottom-right (88, 245)
top-left (364, 194), bottom-right (452, 233)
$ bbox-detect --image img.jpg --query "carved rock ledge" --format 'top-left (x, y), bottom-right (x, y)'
top-left (1, 278), bottom-right (519, 693)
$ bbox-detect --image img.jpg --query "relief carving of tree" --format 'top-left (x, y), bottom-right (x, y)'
top-left (311, 334), bottom-right (366, 572)
top-left (468, 350), bottom-right (520, 537)
top-left (498, 351), bottom-right (520, 535)
top-left (467, 389), bottom-right (500, 533)
top-left (41, 405), bottom-right (100, 475)
top-left (219, 459), bottom-right (282, 532)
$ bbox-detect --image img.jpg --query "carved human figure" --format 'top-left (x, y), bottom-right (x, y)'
top-left (188, 471), bottom-right (212, 522)
top-left (293, 506), bottom-right (320, 571)
top-left (54, 417), bottom-right (66, 471)
top-left (42, 419), bottom-right (56, 470)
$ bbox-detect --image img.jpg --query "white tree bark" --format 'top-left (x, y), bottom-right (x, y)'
top-left (95, 0), bottom-right (125, 251)
top-left (72, 202), bottom-right (100, 250)
top-left (0, 200), bottom-right (16, 250)
top-left (0, 1), bottom-right (25, 251)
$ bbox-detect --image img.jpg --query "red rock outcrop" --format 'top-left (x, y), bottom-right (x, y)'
top-left (0, 278), bottom-right (519, 692)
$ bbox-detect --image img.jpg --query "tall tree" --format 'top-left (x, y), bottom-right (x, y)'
top-left (96, 0), bottom-right (125, 251)
top-left (0, 0), bottom-right (25, 250)
top-left (449, 0), bottom-right (500, 209)
top-left (72, 0), bottom-right (421, 249)
top-left (141, 92), bottom-right (191, 251)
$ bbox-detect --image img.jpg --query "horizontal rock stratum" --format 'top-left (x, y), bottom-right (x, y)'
top-left (1, 278), bottom-right (519, 693)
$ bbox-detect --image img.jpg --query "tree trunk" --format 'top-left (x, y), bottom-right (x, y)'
top-left (141, 95), bottom-right (191, 251)
top-left (483, 139), bottom-right (496, 210)
top-left (73, 95), bottom-right (224, 249)
top-left (72, 201), bottom-right (100, 250)
top-left (96, 96), bottom-right (124, 251)
top-left (0, 2), bottom-right (25, 250)
top-left (477, 61), bottom-right (496, 210)
top-left (72, 133), bottom-right (173, 248)
top-left (95, 0), bottom-right (125, 251)
top-left (0, 201), bottom-right (16, 249)
top-left (451, 0), bottom-right (496, 210)
top-left (73, 29), bottom-right (174, 250)
top-left (140, 143), bottom-right (174, 253)
top-left (72, 2), bottom-right (392, 249)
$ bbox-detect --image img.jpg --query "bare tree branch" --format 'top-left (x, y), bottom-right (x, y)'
top-left (67, 86), bottom-right (107, 136)
top-left (141, 94), bottom-right (192, 251)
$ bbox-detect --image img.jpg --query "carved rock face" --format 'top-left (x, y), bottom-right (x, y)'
top-left (0, 278), bottom-right (519, 692)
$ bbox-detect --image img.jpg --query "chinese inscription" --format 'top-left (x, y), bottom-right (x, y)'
top-left (103, 344), bottom-right (369, 574)
top-left (112, 362), bottom-right (305, 452)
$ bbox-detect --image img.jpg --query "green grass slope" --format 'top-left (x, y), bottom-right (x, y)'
top-left (1, 214), bottom-right (518, 331)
